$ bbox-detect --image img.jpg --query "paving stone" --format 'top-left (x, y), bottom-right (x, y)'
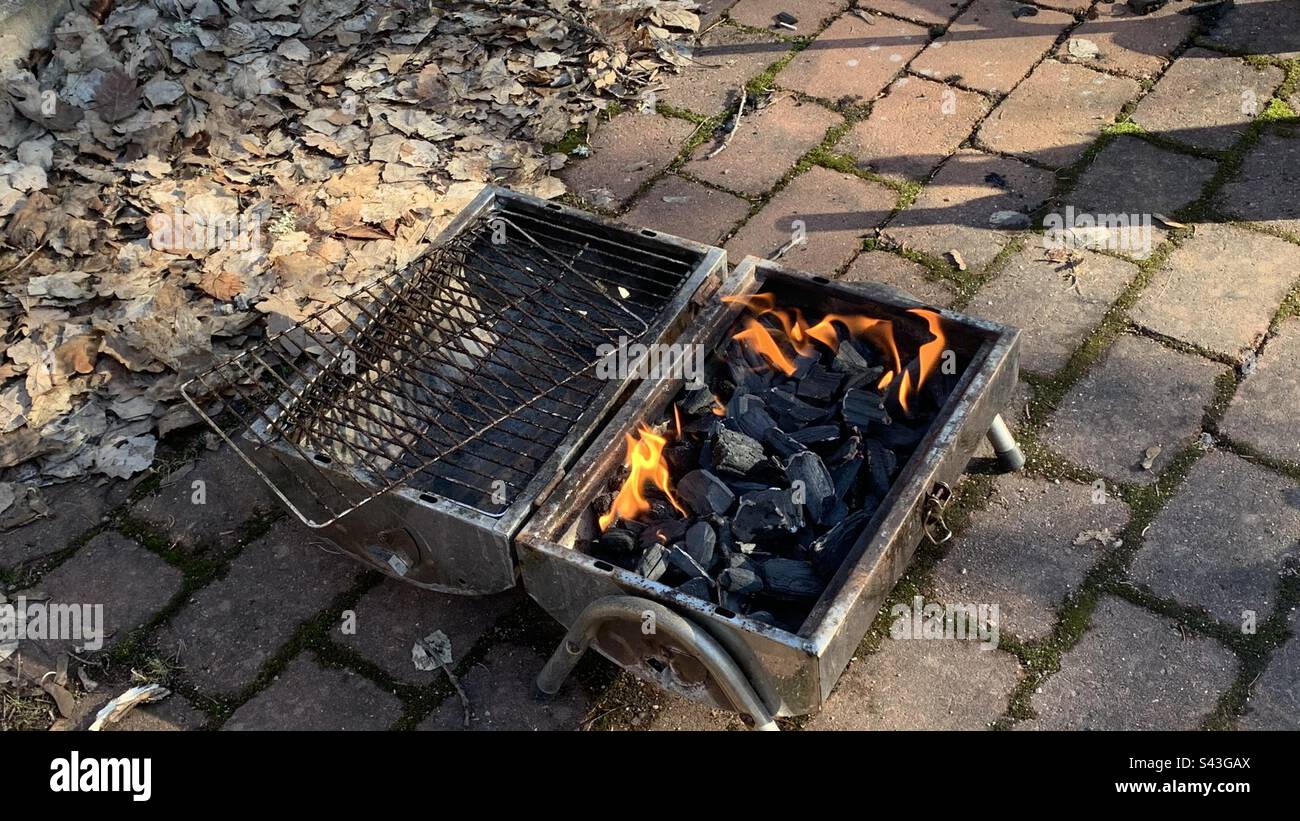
top-left (882, 148), bottom-right (1054, 272)
top-left (777, 13), bottom-right (930, 103)
top-left (223, 654), bottom-right (403, 731)
top-left (560, 113), bottom-right (695, 209)
top-left (838, 76), bottom-right (990, 182)
top-left (976, 60), bottom-right (1141, 168)
top-left (724, 166), bottom-right (896, 274)
top-left (1022, 596), bottom-right (1237, 730)
top-left (859, 0), bottom-right (965, 25)
top-left (70, 691), bottom-right (206, 731)
top-left (684, 96), bottom-right (842, 196)
top-left (1222, 319), bottom-right (1300, 464)
top-left (1218, 127), bottom-right (1300, 239)
top-left (1130, 450), bottom-right (1300, 625)
top-left (1131, 223), bottom-right (1300, 358)
top-left (0, 479), bottom-right (124, 569)
top-left (1240, 608), bottom-right (1300, 730)
top-left (931, 475), bottom-right (1131, 641)
top-left (728, 0), bottom-right (847, 31)
top-left (419, 643), bottom-right (590, 730)
top-left (1203, 0), bottom-right (1300, 60)
top-left (158, 519), bottom-right (360, 696)
top-left (134, 448), bottom-right (276, 553)
top-left (331, 577), bottom-right (518, 686)
top-left (697, 0), bottom-right (740, 27)
top-left (657, 26), bottom-right (790, 116)
top-left (807, 637), bottom-right (1021, 729)
top-left (910, 0), bottom-right (1075, 95)
top-left (621, 175), bottom-right (752, 245)
top-left (1061, 135), bottom-right (1217, 259)
top-left (842, 250), bottom-right (955, 307)
top-left (1131, 49), bottom-right (1283, 153)
top-left (1043, 334), bottom-right (1224, 485)
top-left (8, 532), bottom-right (184, 677)
top-left (1057, 2), bottom-right (1197, 80)
top-left (967, 244), bottom-right (1136, 374)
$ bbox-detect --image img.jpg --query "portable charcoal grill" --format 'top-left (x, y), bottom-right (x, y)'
top-left (186, 190), bottom-right (1026, 729)
top-left (516, 257), bottom-right (1023, 727)
top-left (182, 186), bottom-right (724, 593)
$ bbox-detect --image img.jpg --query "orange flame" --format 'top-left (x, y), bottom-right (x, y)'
top-left (724, 292), bottom-right (947, 416)
top-left (711, 395), bottom-right (726, 416)
top-left (734, 317), bottom-right (799, 375)
top-left (897, 308), bottom-right (946, 415)
top-left (599, 425), bottom-right (686, 531)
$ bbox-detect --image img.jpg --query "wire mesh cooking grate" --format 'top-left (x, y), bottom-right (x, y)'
top-left (182, 201), bottom-right (699, 527)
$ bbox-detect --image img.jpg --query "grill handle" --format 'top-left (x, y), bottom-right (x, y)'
top-left (535, 595), bottom-right (779, 731)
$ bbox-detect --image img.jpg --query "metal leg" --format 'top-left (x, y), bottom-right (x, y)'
top-left (537, 595), bottom-right (779, 731)
top-left (987, 413), bottom-right (1026, 472)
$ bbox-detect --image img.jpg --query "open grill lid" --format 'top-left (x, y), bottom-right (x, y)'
top-left (181, 188), bottom-right (707, 527)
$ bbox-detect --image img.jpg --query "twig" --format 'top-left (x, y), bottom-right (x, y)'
top-left (440, 660), bottom-right (472, 728)
top-left (706, 86), bottom-right (747, 159)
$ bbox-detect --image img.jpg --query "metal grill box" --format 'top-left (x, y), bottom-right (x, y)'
top-left (516, 257), bottom-right (1021, 717)
top-left (184, 187), bottom-right (725, 594)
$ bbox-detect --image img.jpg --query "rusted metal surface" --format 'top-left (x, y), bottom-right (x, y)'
top-left (517, 255), bottom-right (1021, 715)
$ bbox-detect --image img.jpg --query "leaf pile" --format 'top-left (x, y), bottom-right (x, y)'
top-left (0, 0), bottom-right (701, 503)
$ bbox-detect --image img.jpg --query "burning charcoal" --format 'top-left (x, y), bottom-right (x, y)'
top-left (795, 365), bottom-right (845, 403)
top-left (832, 343), bottom-right (885, 390)
top-left (810, 510), bottom-right (872, 578)
top-left (719, 556), bottom-right (764, 594)
top-left (711, 427), bottom-right (766, 478)
top-left (763, 427), bottom-right (805, 460)
top-left (788, 425), bottom-right (841, 448)
top-left (640, 519), bottom-right (688, 549)
top-left (664, 442), bottom-right (698, 477)
top-left (731, 488), bottom-right (804, 542)
top-left (792, 354), bottom-right (819, 380)
top-left (760, 558), bottom-right (823, 600)
top-left (598, 528), bottom-right (637, 554)
top-left (666, 545), bottom-right (710, 579)
top-left (784, 451), bottom-right (835, 524)
top-left (679, 385), bottom-right (718, 417)
top-left (842, 388), bottom-right (890, 428)
top-left (677, 469), bottom-right (735, 517)
top-left (737, 406), bottom-right (779, 441)
top-left (677, 577), bottom-right (713, 601)
top-left (829, 434), bottom-right (861, 466)
top-left (684, 520), bottom-right (717, 569)
top-left (728, 480), bottom-right (773, 494)
top-left (766, 387), bottom-right (829, 428)
top-left (637, 543), bottom-right (670, 581)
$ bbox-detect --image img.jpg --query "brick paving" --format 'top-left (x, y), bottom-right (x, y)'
top-left (5, 2), bottom-right (1300, 733)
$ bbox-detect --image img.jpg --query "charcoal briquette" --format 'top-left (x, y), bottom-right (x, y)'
top-left (666, 544), bottom-right (710, 579)
top-left (766, 387), bottom-right (829, 427)
top-left (788, 424), bottom-right (841, 448)
top-left (640, 519), bottom-right (688, 549)
top-left (684, 520), bottom-right (717, 569)
top-left (737, 406), bottom-right (779, 441)
top-left (842, 388), bottom-right (891, 428)
top-left (676, 577), bottom-right (713, 601)
top-left (677, 469), bottom-right (735, 517)
top-left (760, 558), bottom-right (824, 600)
top-left (719, 565), bottom-right (763, 594)
top-left (731, 488), bottom-right (804, 542)
top-left (810, 510), bottom-right (872, 578)
top-left (784, 450), bottom-right (835, 524)
top-left (711, 427), bottom-right (766, 477)
top-left (795, 365), bottom-right (845, 403)
top-left (637, 543), bottom-right (670, 581)
top-left (679, 385), bottom-right (718, 417)
top-left (763, 427), bottom-right (805, 460)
